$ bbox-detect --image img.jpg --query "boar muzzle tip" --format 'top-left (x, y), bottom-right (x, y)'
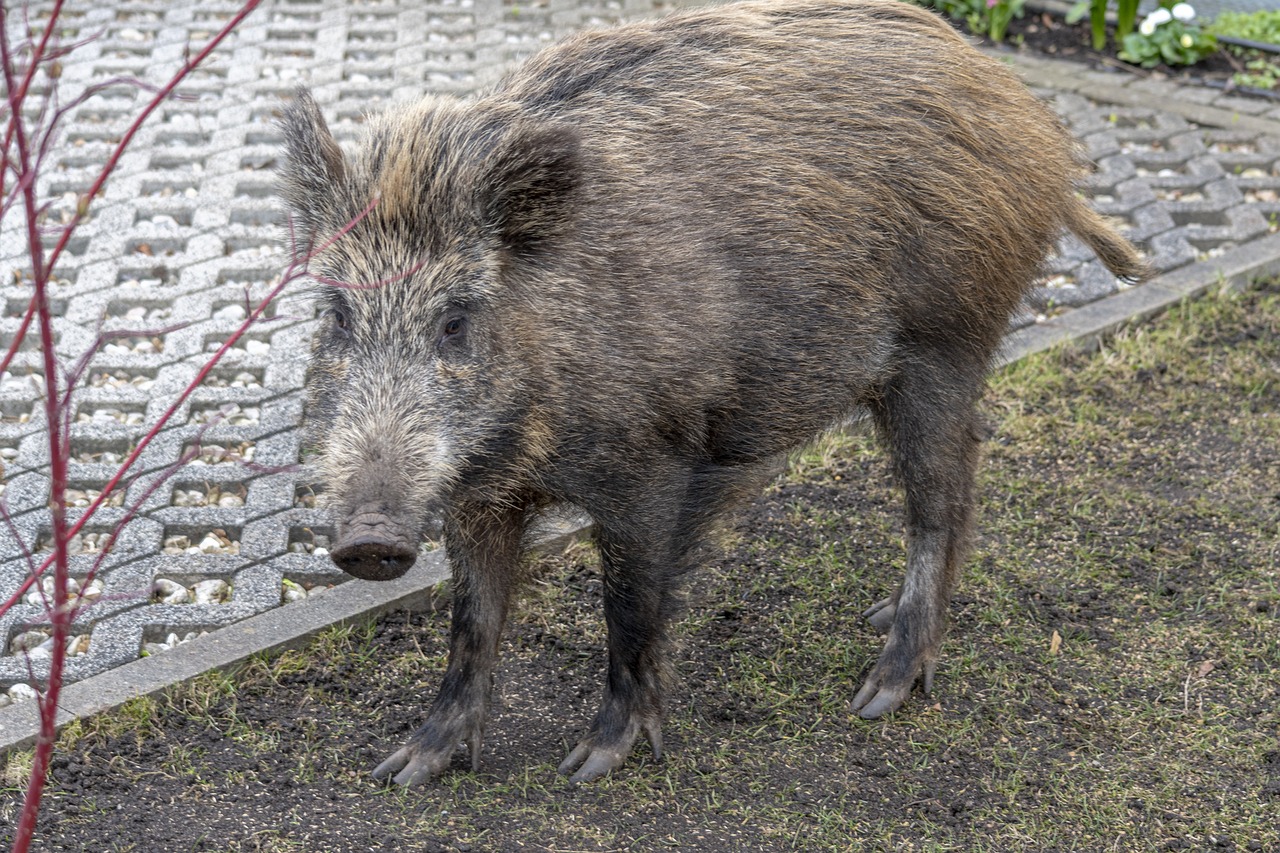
top-left (330, 533), bottom-right (417, 581)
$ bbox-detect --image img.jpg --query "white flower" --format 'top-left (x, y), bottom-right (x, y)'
top-left (1145, 8), bottom-right (1173, 28)
top-left (1180, 33), bottom-right (1194, 48)
top-left (1140, 18), bottom-right (1157, 36)
top-left (1171, 3), bottom-right (1196, 22)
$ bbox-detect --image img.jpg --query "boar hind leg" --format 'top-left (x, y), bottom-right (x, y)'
top-left (373, 503), bottom-right (525, 786)
top-left (852, 355), bottom-right (986, 719)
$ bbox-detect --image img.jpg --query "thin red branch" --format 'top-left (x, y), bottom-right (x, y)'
top-left (73, 441), bottom-right (203, 614)
top-left (2, 3), bottom-right (263, 850)
top-left (0, 294), bottom-right (36, 378)
top-left (42, 0), bottom-right (263, 278)
top-left (1, 0), bottom-right (66, 206)
top-left (59, 320), bottom-right (193, 408)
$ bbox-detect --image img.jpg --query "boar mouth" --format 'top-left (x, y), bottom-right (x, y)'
top-left (330, 510), bottom-right (419, 581)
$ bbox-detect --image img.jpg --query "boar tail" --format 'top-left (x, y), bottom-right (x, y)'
top-left (1065, 201), bottom-right (1154, 285)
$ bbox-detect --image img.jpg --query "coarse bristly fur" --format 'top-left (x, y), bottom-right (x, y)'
top-left (278, 0), bottom-right (1151, 786)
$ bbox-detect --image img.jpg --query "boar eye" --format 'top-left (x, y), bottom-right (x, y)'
top-left (439, 316), bottom-right (466, 348)
top-left (330, 307), bottom-right (350, 336)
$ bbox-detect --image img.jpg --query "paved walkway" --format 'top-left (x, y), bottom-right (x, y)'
top-left (1, 0), bottom-right (1279, 748)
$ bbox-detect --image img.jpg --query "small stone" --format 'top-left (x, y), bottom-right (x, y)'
top-left (161, 535), bottom-right (191, 555)
top-left (66, 635), bottom-right (90, 656)
top-left (281, 579), bottom-right (306, 603)
top-left (140, 641), bottom-right (168, 656)
top-left (27, 638), bottom-right (55, 661)
top-left (217, 493), bottom-right (245, 508)
top-left (10, 630), bottom-right (49, 654)
top-left (152, 577), bottom-right (190, 605)
top-left (192, 579), bottom-right (231, 604)
top-left (82, 579), bottom-right (104, 602)
top-left (198, 533), bottom-right (225, 554)
top-left (244, 339), bottom-right (270, 356)
top-left (8, 683), bottom-right (38, 702)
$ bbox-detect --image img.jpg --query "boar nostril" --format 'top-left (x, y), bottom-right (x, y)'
top-left (330, 536), bottom-right (417, 581)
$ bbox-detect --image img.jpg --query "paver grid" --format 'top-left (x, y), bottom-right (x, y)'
top-left (1, 0), bottom-right (1279, 698)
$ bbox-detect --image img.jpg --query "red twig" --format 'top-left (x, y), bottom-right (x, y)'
top-left (0, 3), bottom-right (263, 851)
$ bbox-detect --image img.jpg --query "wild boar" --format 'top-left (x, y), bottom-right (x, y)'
top-left (280, 0), bottom-right (1149, 785)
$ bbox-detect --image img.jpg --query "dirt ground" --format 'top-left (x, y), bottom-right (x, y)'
top-left (4, 273), bottom-right (1277, 851)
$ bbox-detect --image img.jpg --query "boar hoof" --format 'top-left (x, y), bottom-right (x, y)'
top-left (372, 725), bottom-right (483, 786)
top-left (851, 656), bottom-right (938, 720)
top-left (331, 535), bottom-right (416, 581)
top-left (862, 597), bottom-right (896, 632)
top-left (557, 719), bottom-right (663, 785)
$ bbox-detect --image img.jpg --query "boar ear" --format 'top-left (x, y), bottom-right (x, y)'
top-left (279, 88), bottom-right (347, 243)
top-left (477, 123), bottom-right (580, 255)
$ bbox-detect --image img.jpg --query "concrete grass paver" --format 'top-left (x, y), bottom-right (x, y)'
top-left (1, 0), bottom-right (1280, 754)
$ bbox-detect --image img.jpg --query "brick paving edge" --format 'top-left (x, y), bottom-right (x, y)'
top-left (1002, 230), bottom-right (1280, 364)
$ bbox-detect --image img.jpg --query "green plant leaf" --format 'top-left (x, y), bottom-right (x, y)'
top-left (1091, 1), bottom-right (1107, 51)
top-left (1117, 0), bottom-right (1141, 40)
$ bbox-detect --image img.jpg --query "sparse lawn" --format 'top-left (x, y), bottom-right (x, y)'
top-left (3, 281), bottom-right (1278, 852)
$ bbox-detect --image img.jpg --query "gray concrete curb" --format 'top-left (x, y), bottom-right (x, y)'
top-left (0, 516), bottom-right (589, 755)
top-left (1001, 230), bottom-right (1280, 364)
top-left (0, 552), bottom-right (451, 752)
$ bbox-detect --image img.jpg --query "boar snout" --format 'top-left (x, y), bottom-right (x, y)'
top-left (331, 510), bottom-right (418, 581)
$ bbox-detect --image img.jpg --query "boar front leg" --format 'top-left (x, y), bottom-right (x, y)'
top-left (852, 354), bottom-right (986, 719)
top-left (373, 502), bottom-right (526, 785)
top-left (557, 524), bottom-right (674, 784)
top-left (557, 465), bottom-right (720, 784)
